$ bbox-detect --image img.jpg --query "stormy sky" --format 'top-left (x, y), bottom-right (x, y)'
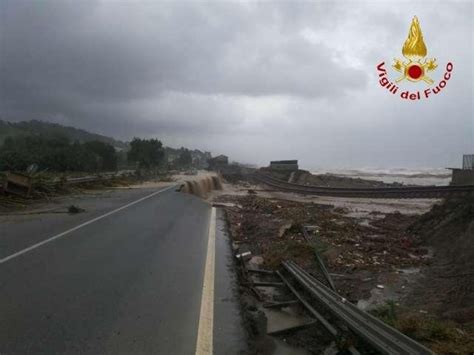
top-left (0, 0), bottom-right (472, 169)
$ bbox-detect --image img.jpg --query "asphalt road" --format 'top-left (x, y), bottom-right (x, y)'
top-left (0, 186), bottom-right (245, 354)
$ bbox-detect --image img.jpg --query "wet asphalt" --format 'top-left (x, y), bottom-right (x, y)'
top-left (0, 186), bottom-right (246, 354)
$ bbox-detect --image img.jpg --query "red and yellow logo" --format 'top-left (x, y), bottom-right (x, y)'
top-left (393, 16), bottom-right (437, 84)
top-left (376, 16), bottom-right (453, 101)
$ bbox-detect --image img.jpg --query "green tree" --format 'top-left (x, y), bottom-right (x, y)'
top-left (83, 141), bottom-right (117, 171)
top-left (177, 148), bottom-right (193, 167)
top-left (127, 138), bottom-right (164, 169)
top-left (0, 135), bottom-right (114, 172)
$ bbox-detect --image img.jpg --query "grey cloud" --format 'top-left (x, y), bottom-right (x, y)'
top-left (1, 1), bottom-right (366, 103)
top-left (0, 0), bottom-right (472, 167)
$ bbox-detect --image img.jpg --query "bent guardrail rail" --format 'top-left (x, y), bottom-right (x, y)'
top-left (282, 261), bottom-right (433, 355)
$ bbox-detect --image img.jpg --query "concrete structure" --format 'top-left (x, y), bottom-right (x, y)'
top-left (270, 160), bottom-right (298, 171)
top-left (449, 154), bottom-right (474, 185)
top-left (450, 169), bottom-right (474, 185)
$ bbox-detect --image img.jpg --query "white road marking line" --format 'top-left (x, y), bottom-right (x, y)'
top-left (0, 185), bottom-right (176, 265)
top-left (195, 207), bottom-right (216, 355)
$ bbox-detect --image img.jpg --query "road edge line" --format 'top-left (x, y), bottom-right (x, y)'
top-left (0, 185), bottom-right (176, 265)
top-left (195, 206), bottom-right (216, 355)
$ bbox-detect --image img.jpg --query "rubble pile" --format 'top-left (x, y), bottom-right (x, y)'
top-left (323, 211), bottom-right (429, 272)
top-left (407, 197), bottom-right (474, 323)
top-left (217, 188), bottom-right (474, 353)
top-left (218, 194), bottom-right (427, 276)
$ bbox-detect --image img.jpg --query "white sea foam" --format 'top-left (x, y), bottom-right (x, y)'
top-left (309, 167), bottom-right (451, 186)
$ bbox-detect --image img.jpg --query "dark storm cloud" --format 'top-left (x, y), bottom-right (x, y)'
top-left (0, 1), bottom-right (366, 131)
top-left (0, 1), bottom-right (472, 167)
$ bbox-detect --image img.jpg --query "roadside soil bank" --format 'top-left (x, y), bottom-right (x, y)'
top-left (0, 178), bottom-right (175, 217)
top-left (0, 175), bottom-right (137, 212)
top-left (210, 180), bottom-right (474, 354)
top-left (407, 197), bottom-right (474, 322)
top-left (0, 169), bottom-right (212, 213)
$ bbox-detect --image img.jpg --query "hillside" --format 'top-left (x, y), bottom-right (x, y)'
top-left (0, 120), bottom-right (128, 149)
top-left (0, 120), bottom-right (216, 168)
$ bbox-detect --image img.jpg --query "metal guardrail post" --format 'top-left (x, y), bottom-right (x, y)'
top-left (302, 226), bottom-right (336, 292)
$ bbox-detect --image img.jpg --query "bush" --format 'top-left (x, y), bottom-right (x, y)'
top-left (127, 138), bottom-right (164, 169)
top-left (0, 135), bottom-right (117, 172)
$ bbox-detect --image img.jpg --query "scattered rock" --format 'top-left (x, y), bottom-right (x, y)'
top-left (248, 256), bottom-right (264, 267)
top-left (236, 251), bottom-right (252, 260)
top-left (278, 223), bottom-right (293, 238)
top-left (68, 205), bottom-right (85, 214)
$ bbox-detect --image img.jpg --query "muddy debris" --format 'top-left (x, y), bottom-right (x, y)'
top-left (216, 190), bottom-right (474, 354)
top-left (217, 194), bottom-right (426, 279)
top-left (407, 197), bottom-right (474, 323)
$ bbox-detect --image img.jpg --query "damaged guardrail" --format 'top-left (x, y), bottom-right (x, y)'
top-left (302, 226), bottom-right (336, 292)
top-left (1, 171), bottom-right (135, 198)
top-left (282, 260), bottom-right (433, 355)
top-left (1, 172), bottom-right (33, 197)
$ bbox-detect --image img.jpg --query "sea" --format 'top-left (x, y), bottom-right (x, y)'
top-left (309, 167), bottom-right (452, 186)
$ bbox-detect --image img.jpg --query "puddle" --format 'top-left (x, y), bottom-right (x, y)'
top-left (397, 267), bottom-right (420, 275)
top-left (212, 202), bottom-right (242, 208)
top-left (345, 211), bottom-right (371, 219)
top-left (344, 210), bottom-right (387, 228)
top-left (272, 338), bottom-right (310, 355)
top-left (272, 338), bottom-right (340, 355)
top-left (262, 307), bottom-right (313, 334)
top-left (358, 219), bottom-right (374, 227)
top-left (357, 285), bottom-right (398, 311)
top-left (254, 286), bottom-right (282, 299)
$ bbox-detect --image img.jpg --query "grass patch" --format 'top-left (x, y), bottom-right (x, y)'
top-left (370, 300), bottom-right (397, 326)
top-left (371, 303), bottom-right (474, 354)
top-left (310, 238), bottom-right (330, 255)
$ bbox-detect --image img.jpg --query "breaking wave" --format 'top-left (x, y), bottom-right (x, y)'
top-left (309, 168), bottom-right (451, 186)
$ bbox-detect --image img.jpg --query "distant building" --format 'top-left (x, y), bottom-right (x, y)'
top-left (208, 155), bottom-right (229, 170)
top-left (463, 154), bottom-right (474, 169)
top-left (270, 160), bottom-right (298, 171)
top-left (449, 154), bottom-right (474, 185)
top-left (190, 150), bottom-right (212, 169)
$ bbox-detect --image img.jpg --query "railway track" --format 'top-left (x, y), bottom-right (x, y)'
top-left (254, 173), bottom-right (474, 198)
top-left (278, 261), bottom-right (433, 355)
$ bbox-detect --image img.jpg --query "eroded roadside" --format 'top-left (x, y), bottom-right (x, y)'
top-left (209, 180), bottom-right (474, 354)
